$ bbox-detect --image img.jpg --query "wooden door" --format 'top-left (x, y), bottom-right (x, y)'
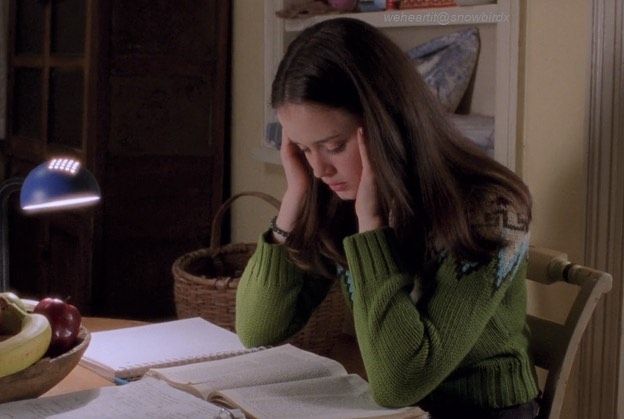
top-left (90, 0), bottom-right (230, 318)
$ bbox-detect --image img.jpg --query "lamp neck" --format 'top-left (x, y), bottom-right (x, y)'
top-left (0, 177), bottom-right (25, 292)
top-left (0, 177), bottom-right (24, 196)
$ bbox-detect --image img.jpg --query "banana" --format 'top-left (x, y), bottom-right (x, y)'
top-left (0, 295), bottom-right (52, 378)
top-left (0, 292), bottom-right (28, 312)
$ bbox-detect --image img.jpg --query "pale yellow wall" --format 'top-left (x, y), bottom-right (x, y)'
top-left (518, 2), bottom-right (590, 417)
top-left (520, 0), bottom-right (589, 261)
top-left (231, 1), bottom-right (285, 243)
top-left (520, 0), bottom-right (590, 323)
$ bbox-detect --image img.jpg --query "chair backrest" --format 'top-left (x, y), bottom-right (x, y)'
top-left (526, 246), bottom-right (612, 419)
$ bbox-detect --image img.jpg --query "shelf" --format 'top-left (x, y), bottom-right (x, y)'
top-left (284, 4), bottom-right (502, 31)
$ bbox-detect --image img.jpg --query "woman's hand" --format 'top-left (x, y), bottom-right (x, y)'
top-left (355, 128), bottom-right (384, 232)
top-left (281, 135), bottom-right (310, 198)
top-left (274, 135), bottom-right (310, 242)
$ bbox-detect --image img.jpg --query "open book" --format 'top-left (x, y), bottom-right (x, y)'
top-left (1, 344), bottom-right (427, 418)
top-left (80, 317), bottom-right (258, 381)
top-left (145, 344), bottom-right (427, 419)
top-left (0, 378), bottom-right (240, 419)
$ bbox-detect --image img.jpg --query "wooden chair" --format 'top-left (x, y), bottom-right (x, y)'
top-left (526, 246), bottom-right (613, 419)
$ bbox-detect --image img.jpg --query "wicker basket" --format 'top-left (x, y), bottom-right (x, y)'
top-left (173, 191), bottom-right (346, 355)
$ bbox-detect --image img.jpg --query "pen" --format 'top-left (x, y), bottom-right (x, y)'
top-left (217, 407), bottom-right (234, 419)
top-left (215, 407), bottom-right (245, 419)
top-left (114, 377), bottom-right (129, 385)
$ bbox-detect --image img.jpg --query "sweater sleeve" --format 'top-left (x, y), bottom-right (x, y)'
top-left (343, 226), bottom-right (529, 408)
top-left (235, 231), bottom-right (333, 348)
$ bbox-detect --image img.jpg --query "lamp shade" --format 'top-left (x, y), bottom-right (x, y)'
top-left (19, 158), bottom-right (101, 213)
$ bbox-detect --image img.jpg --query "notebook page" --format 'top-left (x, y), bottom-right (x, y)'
top-left (0, 377), bottom-right (243, 419)
top-left (80, 317), bottom-right (248, 380)
top-left (147, 344), bottom-right (347, 400)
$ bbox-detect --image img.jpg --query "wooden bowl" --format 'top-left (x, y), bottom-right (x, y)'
top-left (0, 325), bottom-right (91, 403)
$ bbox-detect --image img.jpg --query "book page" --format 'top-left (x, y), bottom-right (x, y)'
top-left (0, 377), bottom-right (243, 419)
top-left (146, 344), bottom-right (347, 400)
top-left (213, 374), bottom-right (428, 419)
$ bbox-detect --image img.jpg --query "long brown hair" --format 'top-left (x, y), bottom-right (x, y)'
top-left (271, 18), bottom-right (531, 278)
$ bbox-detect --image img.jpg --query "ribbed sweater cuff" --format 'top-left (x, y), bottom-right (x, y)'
top-left (425, 358), bottom-right (539, 408)
top-left (342, 228), bottom-right (402, 284)
top-left (235, 231), bottom-right (305, 347)
top-left (246, 231), bottom-right (302, 287)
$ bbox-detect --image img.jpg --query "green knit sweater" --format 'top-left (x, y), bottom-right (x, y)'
top-left (235, 210), bottom-right (539, 409)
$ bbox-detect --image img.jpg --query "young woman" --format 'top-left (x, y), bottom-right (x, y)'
top-left (235, 18), bottom-right (539, 419)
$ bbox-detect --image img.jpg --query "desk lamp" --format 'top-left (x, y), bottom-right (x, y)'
top-left (0, 158), bottom-right (101, 292)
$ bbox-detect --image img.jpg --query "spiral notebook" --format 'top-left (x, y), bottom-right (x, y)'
top-left (80, 317), bottom-right (259, 381)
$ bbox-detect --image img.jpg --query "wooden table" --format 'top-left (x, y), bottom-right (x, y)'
top-left (44, 317), bottom-right (366, 397)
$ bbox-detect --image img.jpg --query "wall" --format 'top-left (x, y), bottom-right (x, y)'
top-left (231, 0), bottom-right (591, 416)
top-left (518, 2), bottom-right (590, 417)
top-left (520, 1), bottom-right (589, 261)
top-left (231, 1), bottom-right (285, 243)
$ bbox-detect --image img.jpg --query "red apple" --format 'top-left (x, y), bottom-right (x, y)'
top-left (34, 297), bottom-right (81, 356)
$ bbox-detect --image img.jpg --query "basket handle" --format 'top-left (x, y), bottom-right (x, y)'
top-left (210, 191), bottom-right (281, 250)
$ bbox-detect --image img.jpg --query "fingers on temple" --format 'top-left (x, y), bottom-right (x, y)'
top-left (357, 127), bottom-right (371, 169)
